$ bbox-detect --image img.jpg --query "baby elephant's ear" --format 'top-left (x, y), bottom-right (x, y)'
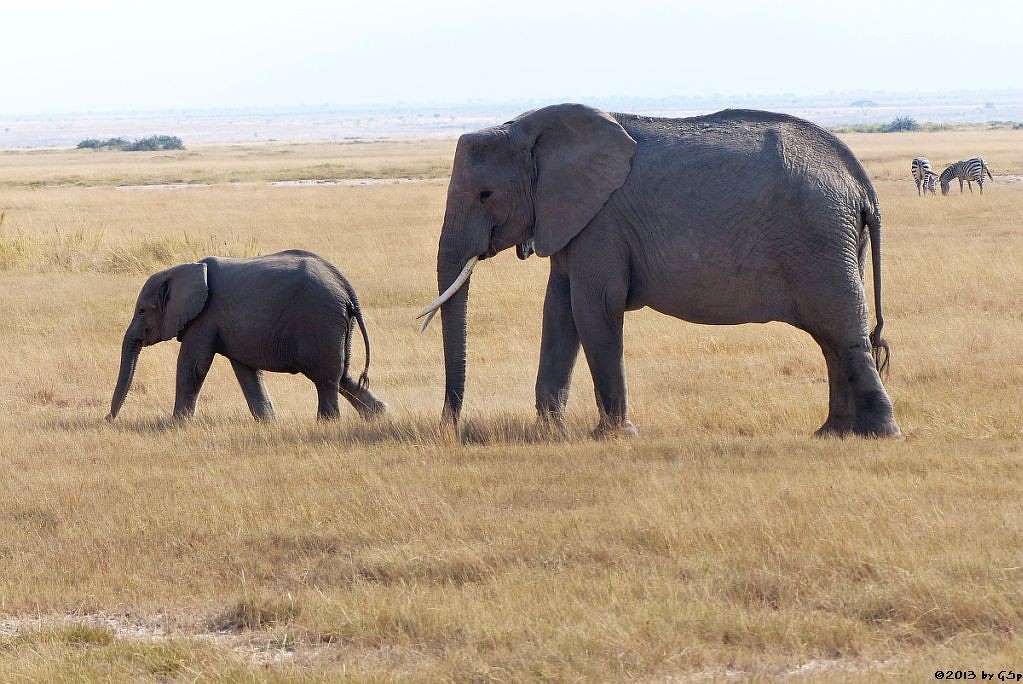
top-left (159, 262), bottom-right (209, 341)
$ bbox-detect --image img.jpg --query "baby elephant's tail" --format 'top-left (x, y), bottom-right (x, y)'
top-left (348, 302), bottom-right (372, 390)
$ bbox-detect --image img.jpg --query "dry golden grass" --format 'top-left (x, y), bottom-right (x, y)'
top-left (0, 130), bottom-right (1021, 681)
top-left (0, 139), bottom-right (453, 188)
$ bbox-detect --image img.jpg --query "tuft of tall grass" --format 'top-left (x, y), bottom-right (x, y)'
top-left (101, 233), bottom-right (260, 274)
top-left (210, 596), bottom-right (301, 632)
top-left (0, 225), bottom-right (258, 273)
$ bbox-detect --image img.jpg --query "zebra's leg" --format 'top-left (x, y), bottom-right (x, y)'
top-left (968, 179), bottom-right (974, 194)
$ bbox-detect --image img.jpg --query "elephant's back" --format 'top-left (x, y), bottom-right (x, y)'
top-left (615, 109), bottom-right (875, 203)
top-left (203, 253), bottom-right (349, 330)
top-left (206, 251), bottom-right (346, 299)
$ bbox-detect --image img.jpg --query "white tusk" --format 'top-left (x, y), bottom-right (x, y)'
top-left (415, 256), bottom-right (479, 331)
top-left (418, 308), bottom-right (437, 333)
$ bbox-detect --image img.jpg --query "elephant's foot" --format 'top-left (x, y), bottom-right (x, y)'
top-left (852, 415), bottom-right (902, 439)
top-left (341, 379), bottom-right (388, 420)
top-left (852, 391), bottom-right (902, 439)
top-left (533, 412), bottom-right (568, 440)
top-left (356, 398), bottom-right (388, 420)
top-left (250, 403), bottom-right (276, 423)
top-left (814, 416), bottom-right (853, 439)
top-left (592, 418), bottom-right (639, 440)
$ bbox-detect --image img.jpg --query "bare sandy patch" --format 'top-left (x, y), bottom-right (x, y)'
top-left (115, 183), bottom-right (210, 191)
top-left (268, 177), bottom-right (444, 187)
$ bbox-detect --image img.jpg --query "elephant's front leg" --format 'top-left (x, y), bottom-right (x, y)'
top-left (571, 282), bottom-right (637, 439)
top-left (230, 359), bottom-right (276, 422)
top-left (534, 268), bottom-right (580, 433)
top-left (173, 339), bottom-right (216, 419)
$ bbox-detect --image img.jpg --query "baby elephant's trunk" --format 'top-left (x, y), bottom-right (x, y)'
top-left (108, 331), bottom-right (142, 420)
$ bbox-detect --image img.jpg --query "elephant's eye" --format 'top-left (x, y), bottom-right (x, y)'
top-left (138, 308), bottom-right (145, 315)
top-left (479, 190), bottom-right (493, 202)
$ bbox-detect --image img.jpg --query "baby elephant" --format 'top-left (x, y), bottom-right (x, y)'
top-left (107, 249), bottom-right (387, 422)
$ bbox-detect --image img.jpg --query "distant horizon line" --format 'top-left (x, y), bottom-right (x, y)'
top-left (4, 87), bottom-right (1023, 119)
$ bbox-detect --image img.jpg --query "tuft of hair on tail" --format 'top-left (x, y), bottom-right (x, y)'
top-left (870, 329), bottom-right (891, 377)
top-left (352, 303), bottom-right (373, 391)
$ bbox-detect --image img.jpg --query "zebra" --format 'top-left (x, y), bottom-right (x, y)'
top-left (911, 157), bottom-right (938, 196)
top-left (939, 157), bottom-right (993, 195)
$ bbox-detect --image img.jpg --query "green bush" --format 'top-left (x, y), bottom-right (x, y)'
top-left (76, 135), bottom-right (184, 151)
top-left (884, 117), bottom-right (919, 132)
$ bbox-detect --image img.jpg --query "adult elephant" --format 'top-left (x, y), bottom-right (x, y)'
top-left (419, 104), bottom-right (900, 439)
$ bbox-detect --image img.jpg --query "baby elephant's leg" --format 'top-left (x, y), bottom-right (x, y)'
top-left (173, 341), bottom-right (215, 420)
top-left (315, 380), bottom-right (342, 421)
top-left (230, 359), bottom-right (275, 421)
top-left (340, 375), bottom-right (387, 419)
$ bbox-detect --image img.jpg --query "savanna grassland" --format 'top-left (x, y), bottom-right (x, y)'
top-left (0, 129), bottom-right (1021, 681)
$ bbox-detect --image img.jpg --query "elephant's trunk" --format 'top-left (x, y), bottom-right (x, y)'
top-left (108, 330), bottom-right (142, 421)
top-left (438, 257), bottom-right (472, 425)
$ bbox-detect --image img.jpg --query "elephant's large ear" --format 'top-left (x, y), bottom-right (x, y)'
top-left (158, 262), bottom-right (208, 341)
top-left (509, 103), bottom-right (636, 257)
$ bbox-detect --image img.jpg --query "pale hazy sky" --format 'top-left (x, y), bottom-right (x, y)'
top-left (2, 0), bottom-right (1020, 114)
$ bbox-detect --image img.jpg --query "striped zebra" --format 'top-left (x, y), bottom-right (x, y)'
top-left (939, 157), bottom-right (994, 195)
top-left (911, 157), bottom-right (938, 196)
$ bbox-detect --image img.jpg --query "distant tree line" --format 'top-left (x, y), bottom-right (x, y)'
top-left (77, 135), bottom-right (184, 151)
top-left (833, 118), bottom-right (1023, 134)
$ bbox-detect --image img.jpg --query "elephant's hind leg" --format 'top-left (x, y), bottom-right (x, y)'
top-left (230, 359), bottom-right (275, 421)
top-left (811, 335), bottom-right (855, 437)
top-left (314, 380), bottom-right (342, 421)
top-left (804, 318), bottom-right (899, 438)
top-left (340, 374), bottom-right (388, 419)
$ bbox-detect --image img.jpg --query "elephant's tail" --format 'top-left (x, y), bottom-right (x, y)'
top-left (864, 206), bottom-right (891, 377)
top-left (349, 302), bottom-right (372, 390)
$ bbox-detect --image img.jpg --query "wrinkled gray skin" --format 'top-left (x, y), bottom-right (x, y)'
top-left (108, 250), bottom-right (387, 422)
top-left (434, 103), bottom-right (900, 438)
